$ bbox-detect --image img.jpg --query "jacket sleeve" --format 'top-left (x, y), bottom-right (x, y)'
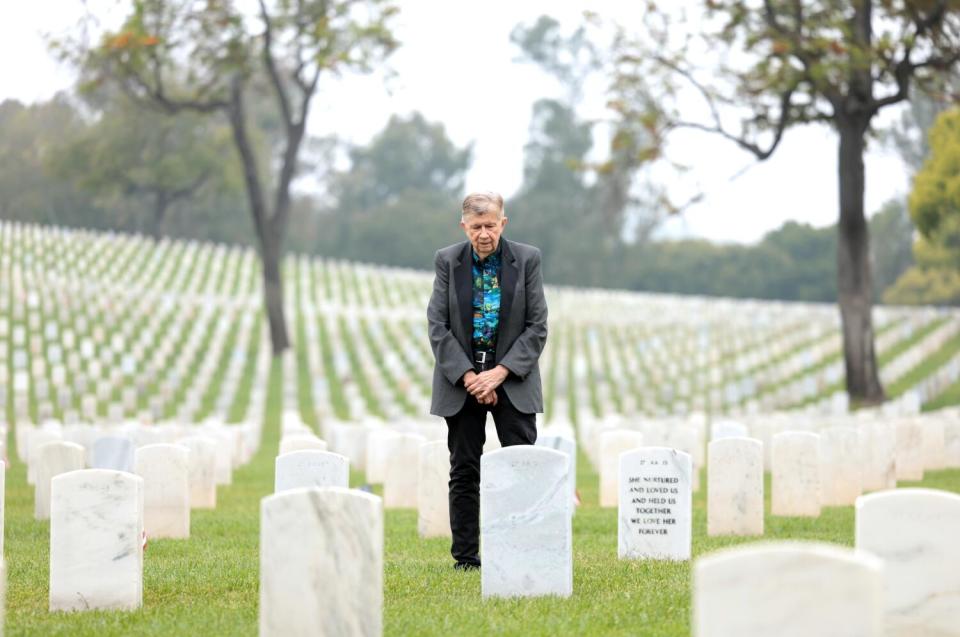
top-left (427, 250), bottom-right (474, 386)
top-left (498, 248), bottom-right (548, 380)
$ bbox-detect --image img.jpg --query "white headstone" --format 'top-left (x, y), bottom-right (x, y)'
top-left (274, 450), bottom-right (349, 493)
top-left (480, 446), bottom-right (571, 598)
top-left (91, 437), bottom-right (134, 473)
top-left (536, 434), bottom-right (578, 511)
top-left (693, 542), bottom-right (884, 637)
top-left (945, 420), bottom-right (960, 468)
top-left (710, 419), bottom-right (749, 440)
top-left (856, 488), bottom-right (960, 637)
top-left (707, 437), bottom-right (763, 536)
top-left (26, 428), bottom-right (62, 485)
top-left (417, 441), bottom-right (451, 538)
top-left (894, 420), bottom-right (924, 482)
top-left (364, 429), bottom-right (400, 485)
top-left (771, 432), bottom-right (821, 517)
top-left (329, 423), bottom-right (368, 472)
top-left (178, 436), bottom-right (217, 509)
top-left (49, 469), bottom-right (144, 611)
top-left (618, 447), bottom-right (692, 560)
top-left (134, 444), bottom-right (190, 539)
top-left (859, 422), bottom-right (897, 491)
top-left (260, 488), bottom-right (382, 637)
top-left (278, 435), bottom-right (328, 457)
top-left (599, 430), bottom-right (643, 507)
top-left (920, 419), bottom-right (946, 470)
top-left (35, 441), bottom-right (85, 520)
top-left (819, 427), bottom-right (863, 506)
top-left (383, 433), bottom-right (426, 509)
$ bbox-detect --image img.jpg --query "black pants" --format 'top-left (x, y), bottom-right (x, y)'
top-left (445, 386), bottom-right (537, 565)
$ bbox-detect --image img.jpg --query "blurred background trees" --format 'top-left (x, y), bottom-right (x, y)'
top-left (4, 7), bottom-right (958, 318)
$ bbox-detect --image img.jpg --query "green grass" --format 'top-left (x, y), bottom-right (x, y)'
top-left (887, 328), bottom-right (960, 398)
top-left (5, 357), bottom-right (960, 635)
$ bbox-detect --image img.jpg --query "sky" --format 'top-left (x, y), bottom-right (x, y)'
top-left (2, 1), bottom-right (912, 244)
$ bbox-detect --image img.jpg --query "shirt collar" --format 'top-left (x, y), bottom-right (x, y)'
top-left (472, 240), bottom-right (503, 266)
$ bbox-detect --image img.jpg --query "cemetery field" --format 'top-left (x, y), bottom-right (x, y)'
top-left (4, 223), bottom-right (960, 635)
top-left (2, 359), bottom-right (957, 636)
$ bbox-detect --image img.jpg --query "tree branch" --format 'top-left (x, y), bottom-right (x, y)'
top-left (259, 0), bottom-right (293, 126)
top-left (112, 55), bottom-right (227, 114)
top-left (669, 84), bottom-right (797, 161)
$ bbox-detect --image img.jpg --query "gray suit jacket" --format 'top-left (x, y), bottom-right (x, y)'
top-left (427, 238), bottom-right (548, 417)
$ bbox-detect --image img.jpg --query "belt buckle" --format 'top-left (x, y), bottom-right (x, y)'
top-left (477, 351), bottom-right (488, 365)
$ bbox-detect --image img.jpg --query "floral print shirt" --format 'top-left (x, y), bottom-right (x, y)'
top-left (471, 244), bottom-right (502, 353)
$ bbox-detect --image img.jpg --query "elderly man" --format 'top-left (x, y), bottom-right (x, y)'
top-left (427, 191), bottom-right (548, 571)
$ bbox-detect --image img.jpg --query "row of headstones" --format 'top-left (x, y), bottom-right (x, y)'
top-left (595, 418), bottom-right (960, 525)
top-left (277, 416), bottom-right (579, 533)
top-left (263, 445), bottom-right (957, 635)
top-left (0, 251), bottom-right (262, 424)
top-left (22, 420), bottom-right (264, 525)
top-left (0, 220), bottom-right (255, 295)
top-left (1, 303), bottom-right (252, 424)
top-left (694, 490), bottom-right (960, 636)
top-left (554, 306), bottom-right (948, 417)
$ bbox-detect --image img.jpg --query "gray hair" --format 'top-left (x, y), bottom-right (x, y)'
top-left (461, 192), bottom-right (504, 219)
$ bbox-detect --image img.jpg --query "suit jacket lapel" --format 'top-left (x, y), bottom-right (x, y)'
top-left (453, 241), bottom-right (473, 355)
top-left (497, 239), bottom-right (518, 359)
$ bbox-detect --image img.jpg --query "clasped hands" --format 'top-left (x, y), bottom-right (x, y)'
top-left (462, 365), bottom-right (509, 406)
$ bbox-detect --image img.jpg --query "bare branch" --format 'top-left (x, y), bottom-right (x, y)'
top-left (652, 55), bottom-right (726, 133)
top-left (669, 85), bottom-right (797, 161)
top-left (870, 2), bottom-right (959, 115)
top-left (259, 0), bottom-right (293, 126)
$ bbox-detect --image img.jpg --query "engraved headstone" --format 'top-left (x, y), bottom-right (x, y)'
top-left (618, 447), bottom-right (692, 560)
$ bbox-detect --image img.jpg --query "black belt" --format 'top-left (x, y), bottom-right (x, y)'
top-left (473, 349), bottom-right (495, 372)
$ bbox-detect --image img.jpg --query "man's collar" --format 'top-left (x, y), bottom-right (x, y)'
top-left (471, 239), bottom-right (503, 265)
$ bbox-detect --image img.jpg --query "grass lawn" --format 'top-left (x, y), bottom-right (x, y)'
top-left (5, 359), bottom-right (960, 636)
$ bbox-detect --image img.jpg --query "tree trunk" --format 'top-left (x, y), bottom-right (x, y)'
top-left (836, 120), bottom-right (885, 405)
top-left (227, 76), bottom-right (290, 356)
top-left (261, 231), bottom-right (290, 354)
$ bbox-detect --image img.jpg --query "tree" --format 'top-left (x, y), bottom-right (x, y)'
top-left (606, 1), bottom-right (960, 404)
top-left (0, 96), bottom-right (108, 229)
top-left (869, 198), bottom-right (915, 300)
top-left (58, 0), bottom-right (398, 354)
top-left (54, 96), bottom-right (234, 240)
top-left (886, 107), bottom-right (960, 305)
top-left (312, 112), bottom-right (471, 268)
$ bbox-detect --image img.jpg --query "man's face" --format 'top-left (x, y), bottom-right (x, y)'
top-left (461, 211), bottom-right (508, 258)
